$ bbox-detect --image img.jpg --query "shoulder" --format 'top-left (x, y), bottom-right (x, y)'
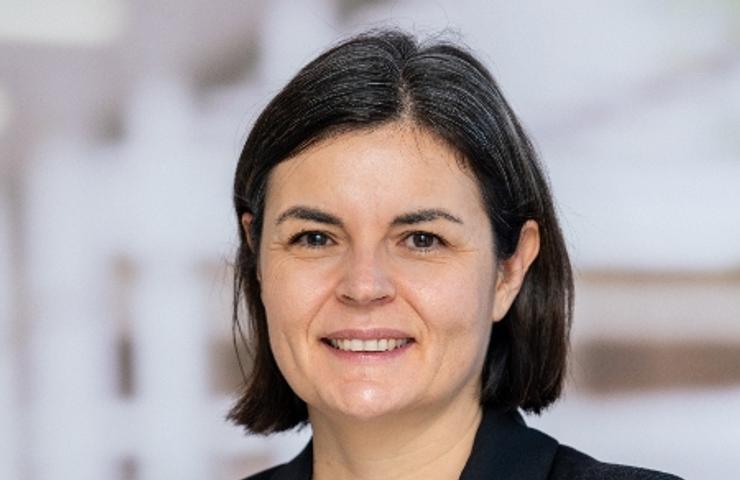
top-left (549, 444), bottom-right (683, 480)
top-left (240, 464), bottom-right (282, 480)
top-left (240, 441), bottom-right (313, 480)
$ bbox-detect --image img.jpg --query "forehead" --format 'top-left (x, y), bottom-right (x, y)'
top-left (264, 123), bottom-right (484, 218)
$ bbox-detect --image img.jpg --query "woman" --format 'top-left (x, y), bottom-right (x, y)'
top-left (229, 30), bottom-right (681, 480)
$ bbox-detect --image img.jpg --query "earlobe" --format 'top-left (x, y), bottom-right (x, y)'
top-left (492, 220), bottom-right (541, 322)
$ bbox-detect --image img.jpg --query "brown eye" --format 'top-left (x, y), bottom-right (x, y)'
top-left (291, 231), bottom-right (332, 248)
top-left (404, 232), bottom-right (444, 251)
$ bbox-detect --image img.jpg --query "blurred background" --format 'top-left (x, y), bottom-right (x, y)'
top-left (1, 0), bottom-right (739, 478)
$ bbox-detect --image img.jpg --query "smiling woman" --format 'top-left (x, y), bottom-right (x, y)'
top-left (228, 30), bottom-right (681, 480)
top-left (252, 124), bottom-right (513, 427)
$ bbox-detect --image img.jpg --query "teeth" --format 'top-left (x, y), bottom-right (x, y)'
top-left (328, 338), bottom-right (410, 352)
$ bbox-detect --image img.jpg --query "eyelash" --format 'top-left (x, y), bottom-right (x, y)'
top-left (288, 230), bottom-right (448, 253)
top-left (288, 230), bottom-right (335, 249)
top-left (402, 231), bottom-right (447, 253)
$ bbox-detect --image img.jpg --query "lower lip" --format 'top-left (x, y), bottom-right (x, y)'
top-left (321, 340), bottom-right (414, 362)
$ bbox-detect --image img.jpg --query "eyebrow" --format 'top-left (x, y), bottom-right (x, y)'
top-left (275, 206), bottom-right (463, 227)
top-left (276, 206), bottom-right (343, 226)
top-left (390, 208), bottom-right (463, 226)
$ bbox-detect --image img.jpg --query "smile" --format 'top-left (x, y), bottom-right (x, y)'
top-left (325, 338), bottom-right (412, 352)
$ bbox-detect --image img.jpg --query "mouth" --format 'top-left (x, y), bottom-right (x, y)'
top-left (321, 328), bottom-right (415, 355)
top-left (322, 337), bottom-right (414, 352)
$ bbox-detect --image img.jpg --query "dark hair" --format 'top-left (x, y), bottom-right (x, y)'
top-left (228, 29), bottom-right (573, 434)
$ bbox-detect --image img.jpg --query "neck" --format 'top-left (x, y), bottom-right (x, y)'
top-left (310, 396), bottom-right (483, 480)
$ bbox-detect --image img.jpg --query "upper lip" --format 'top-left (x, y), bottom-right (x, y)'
top-left (322, 328), bottom-right (414, 340)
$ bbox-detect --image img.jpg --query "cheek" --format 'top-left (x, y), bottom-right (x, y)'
top-left (258, 258), bottom-right (339, 401)
top-left (399, 261), bottom-right (496, 382)
top-left (398, 264), bottom-right (494, 401)
top-left (406, 259), bottom-right (495, 328)
top-left (259, 256), bottom-right (338, 350)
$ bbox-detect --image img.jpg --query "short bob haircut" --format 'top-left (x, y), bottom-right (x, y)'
top-left (229, 29), bottom-right (573, 434)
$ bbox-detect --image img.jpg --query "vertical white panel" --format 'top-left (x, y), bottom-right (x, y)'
top-left (130, 262), bottom-right (209, 480)
top-left (0, 183), bottom-right (20, 480)
top-left (121, 78), bottom-right (211, 480)
top-left (25, 138), bottom-right (110, 480)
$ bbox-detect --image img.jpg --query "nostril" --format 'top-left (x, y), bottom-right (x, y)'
top-left (339, 292), bottom-right (392, 305)
top-left (335, 255), bottom-right (396, 305)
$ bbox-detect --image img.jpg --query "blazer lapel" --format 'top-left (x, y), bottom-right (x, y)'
top-left (459, 408), bottom-right (559, 480)
top-left (268, 408), bottom-right (557, 480)
top-left (270, 440), bottom-right (313, 480)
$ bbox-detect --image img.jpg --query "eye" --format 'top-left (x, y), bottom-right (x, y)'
top-left (403, 231), bottom-right (445, 252)
top-left (289, 230), bottom-right (334, 248)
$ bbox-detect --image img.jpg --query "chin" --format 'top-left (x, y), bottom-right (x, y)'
top-left (323, 384), bottom-right (412, 422)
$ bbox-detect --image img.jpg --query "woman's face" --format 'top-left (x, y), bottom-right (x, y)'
top-left (252, 123), bottom-right (508, 423)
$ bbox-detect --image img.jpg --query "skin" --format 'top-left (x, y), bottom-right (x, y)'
top-left (243, 122), bottom-right (540, 480)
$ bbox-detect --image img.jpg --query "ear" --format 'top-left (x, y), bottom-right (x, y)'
top-left (240, 212), bottom-right (255, 251)
top-left (241, 212), bottom-right (261, 282)
top-left (492, 220), bottom-right (540, 322)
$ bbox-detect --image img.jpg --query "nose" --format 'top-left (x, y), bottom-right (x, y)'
top-left (335, 248), bottom-right (396, 306)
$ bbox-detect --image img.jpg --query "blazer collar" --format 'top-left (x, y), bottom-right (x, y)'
top-left (459, 408), bottom-right (558, 479)
top-left (270, 407), bottom-right (558, 480)
top-left (270, 439), bottom-right (313, 480)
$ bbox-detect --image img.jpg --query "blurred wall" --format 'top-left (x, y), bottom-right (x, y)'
top-left (1, 1), bottom-right (739, 479)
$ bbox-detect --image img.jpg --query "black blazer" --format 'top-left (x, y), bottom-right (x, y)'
top-left (244, 407), bottom-right (683, 479)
